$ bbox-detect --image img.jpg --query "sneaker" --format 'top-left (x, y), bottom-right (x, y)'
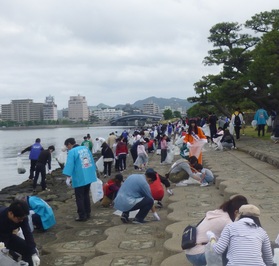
top-left (200, 182), bottom-right (209, 187)
top-left (176, 181), bottom-right (188, 187)
top-left (43, 188), bottom-right (50, 192)
top-left (120, 213), bottom-right (129, 223)
top-left (167, 188), bottom-right (174, 195)
top-left (132, 218), bottom-right (147, 224)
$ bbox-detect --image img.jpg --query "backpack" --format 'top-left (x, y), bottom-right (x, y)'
top-left (234, 113), bottom-right (241, 126)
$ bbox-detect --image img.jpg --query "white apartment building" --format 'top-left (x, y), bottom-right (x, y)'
top-left (93, 108), bottom-right (123, 120)
top-left (143, 102), bottom-right (160, 115)
top-left (68, 95), bottom-right (89, 121)
top-left (43, 96), bottom-right (58, 121)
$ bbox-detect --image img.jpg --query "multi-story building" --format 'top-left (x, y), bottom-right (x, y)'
top-left (68, 95), bottom-right (89, 121)
top-left (43, 96), bottom-right (58, 121)
top-left (93, 108), bottom-right (123, 120)
top-left (142, 102), bottom-right (160, 115)
top-left (1, 99), bottom-right (43, 122)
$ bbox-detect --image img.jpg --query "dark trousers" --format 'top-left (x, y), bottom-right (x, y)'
top-left (130, 149), bottom-right (138, 169)
top-left (5, 234), bottom-right (33, 266)
top-left (74, 184), bottom-right (91, 219)
top-left (33, 163), bottom-right (46, 190)
top-left (123, 197), bottom-right (153, 222)
top-left (114, 158), bottom-right (119, 171)
top-left (118, 154), bottom-right (127, 171)
top-left (258, 124), bottom-right (265, 136)
top-left (32, 213), bottom-right (43, 230)
top-left (29, 160), bottom-right (37, 179)
top-left (234, 126), bottom-right (241, 140)
top-left (104, 161), bottom-right (112, 176)
top-left (161, 149), bottom-right (167, 163)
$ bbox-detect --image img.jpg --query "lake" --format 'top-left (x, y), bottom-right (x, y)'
top-left (0, 126), bottom-right (129, 190)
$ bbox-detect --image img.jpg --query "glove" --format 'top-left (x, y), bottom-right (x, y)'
top-left (17, 152), bottom-right (21, 156)
top-left (32, 254), bottom-right (40, 266)
top-left (153, 212), bottom-right (160, 221)
top-left (186, 142), bottom-right (192, 148)
top-left (66, 177), bottom-right (72, 187)
top-left (206, 230), bottom-right (216, 241)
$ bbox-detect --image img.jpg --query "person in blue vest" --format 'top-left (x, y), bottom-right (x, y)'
top-left (17, 195), bottom-right (56, 231)
top-left (63, 137), bottom-right (97, 222)
top-left (19, 138), bottom-right (43, 181)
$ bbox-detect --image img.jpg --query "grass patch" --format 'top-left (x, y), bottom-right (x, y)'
top-left (242, 125), bottom-right (272, 140)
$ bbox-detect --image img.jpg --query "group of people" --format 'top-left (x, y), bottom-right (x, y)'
top-left (18, 138), bottom-right (55, 192)
top-left (184, 195), bottom-right (273, 266)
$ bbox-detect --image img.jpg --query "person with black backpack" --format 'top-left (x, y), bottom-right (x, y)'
top-left (231, 107), bottom-right (243, 140)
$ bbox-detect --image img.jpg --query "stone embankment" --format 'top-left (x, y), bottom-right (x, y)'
top-left (0, 135), bottom-right (278, 265)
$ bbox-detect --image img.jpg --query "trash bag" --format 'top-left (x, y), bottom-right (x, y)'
top-left (17, 157), bottom-right (26, 174)
top-left (204, 242), bottom-right (222, 266)
top-left (90, 178), bottom-right (104, 203)
top-left (95, 156), bottom-right (104, 173)
top-left (164, 148), bottom-right (174, 164)
top-left (251, 120), bottom-right (257, 128)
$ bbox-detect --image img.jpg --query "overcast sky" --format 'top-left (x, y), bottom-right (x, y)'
top-left (0, 1), bottom-right (277, 109)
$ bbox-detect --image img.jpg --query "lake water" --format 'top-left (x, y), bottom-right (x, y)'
top-left (0, 126), bottom-right (128, 190)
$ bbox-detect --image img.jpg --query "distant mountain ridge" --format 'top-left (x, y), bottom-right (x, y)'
top-left (112, 97), bottom-right (193, 111)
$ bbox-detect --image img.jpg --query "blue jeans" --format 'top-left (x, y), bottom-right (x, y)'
top-left (123, 197), bottom-right (153, 222)
top-left (186, 253), bottom-right (206, 266)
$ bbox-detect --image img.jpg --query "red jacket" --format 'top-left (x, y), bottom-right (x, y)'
top-left (149, 173), bottom-right (164, 201)
top-left (116, 141), bottom-right (128, 156)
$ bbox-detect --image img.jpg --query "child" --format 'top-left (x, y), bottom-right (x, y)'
top-left (101, 174), bottom-right (123, 207)
top-left (194, 163), bottom-right (214, 187)
top-left (134, 139), bottom-right (148, 170)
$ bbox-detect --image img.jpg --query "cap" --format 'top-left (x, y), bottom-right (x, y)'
top-left (239, 204), bottom-right (260, 217)
top-left (145, 168), bottom-right (156, 174)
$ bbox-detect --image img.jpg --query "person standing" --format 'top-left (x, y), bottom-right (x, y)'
top-left (208, 112), bottom-right (217, 145)
top-left (254, 107), bottom-right (269, 137)
top-left (184, 119), bottom-right (207, 164)
top-left (160, 134), bottom-right (168, 163)
top-left (33, 145), bottom-right (55, 192)
top-left (63, 138), bottom-right (97, 221)
top-left (81, 136), bottom-right (93, 153)
top-left (0, 200), bottom-right (40, 266)
top-left (19, 138), bottom-right (43, 181)
top-left (231, 107), bottom-right (243, 140)
top-left (115, 136), bottom-right (128, 172)
top-left (101, 142), bottom-right (114, 178)
top-left (107, 132), bottom-right (117, 149)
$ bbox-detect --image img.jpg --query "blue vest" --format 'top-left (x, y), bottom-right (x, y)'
top-left (29, 143), bottom-right (42, 160)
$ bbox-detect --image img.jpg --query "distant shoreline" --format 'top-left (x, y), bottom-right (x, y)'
top-left (0, 122), bottom-right (111, 130)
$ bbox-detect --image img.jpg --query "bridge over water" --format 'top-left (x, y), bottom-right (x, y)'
top-left (110, 114), bottom-right (162, 126)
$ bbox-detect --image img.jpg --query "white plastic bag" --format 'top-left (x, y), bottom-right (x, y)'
top-left (267, 116), bottom-right (272, 126)
top-left (90, 178), bottom-right (104, 203)
top-left (251, 120), bottom-right (257, 128)
top-left (95, 156), bottom-right (104, 173)
top-left (17, 157), bottom-right (26, 174)
top-left (204, 242), bottom-right (222, 266)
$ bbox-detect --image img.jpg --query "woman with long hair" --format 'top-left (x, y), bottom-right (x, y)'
top-left (184, 119), bottom-right (207, 164)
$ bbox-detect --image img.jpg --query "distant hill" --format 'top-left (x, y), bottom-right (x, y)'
top-left (114, 97), bottom-right (194, 111)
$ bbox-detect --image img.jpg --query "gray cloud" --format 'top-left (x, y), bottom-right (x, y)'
top-left (0, 0), bottom-right (277, 108)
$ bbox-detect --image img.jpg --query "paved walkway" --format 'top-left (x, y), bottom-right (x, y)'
top-left (1, 135), bottom-right (278, 266)
top-left (162, 135), bottom-right (279, 265)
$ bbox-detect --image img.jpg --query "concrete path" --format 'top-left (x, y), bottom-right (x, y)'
top-left (2, 135), bottom-right (277, 266)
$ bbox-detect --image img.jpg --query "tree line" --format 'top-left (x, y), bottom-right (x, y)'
top-left (187, 9), bottom-right (279, 118)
